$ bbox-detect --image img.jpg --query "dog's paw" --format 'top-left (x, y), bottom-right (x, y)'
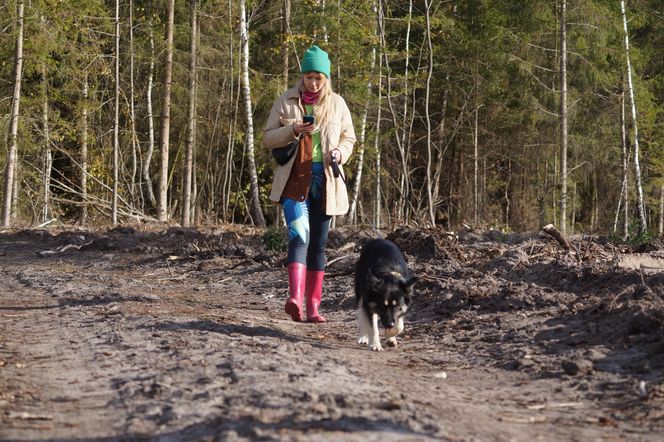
top-left (357, 335), bottom-right (369, 345)
top-left (386, 337), bottom-right (398, 348)
top-left (370, 343), bottom-right (383, 351)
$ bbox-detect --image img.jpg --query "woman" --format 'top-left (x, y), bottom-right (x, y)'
top-left (263, 45), bottom-right (356, 323)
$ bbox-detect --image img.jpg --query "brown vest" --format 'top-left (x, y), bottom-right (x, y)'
top-left (281, 134), bottom-right (313, 202)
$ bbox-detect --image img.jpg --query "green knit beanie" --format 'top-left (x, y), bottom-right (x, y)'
top-left (300, 45), bottom-right (331, 78)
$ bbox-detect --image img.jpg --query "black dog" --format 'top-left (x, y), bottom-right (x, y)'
top-left (355, 239), bottom-right (418, 351)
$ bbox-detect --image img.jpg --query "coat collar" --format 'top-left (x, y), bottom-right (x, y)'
top-left (286, 85), bottom-right (301, 101)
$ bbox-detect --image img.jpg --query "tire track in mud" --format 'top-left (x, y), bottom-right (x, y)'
top-left (1, 251), bottom-right (449, 441)
top-left (2, 229), bottom-right (664, 441)
top-left (0, 264), bottom-right (131, 438)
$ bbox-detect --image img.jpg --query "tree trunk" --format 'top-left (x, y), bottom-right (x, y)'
top-left (192, 154), bottom-right (198, 224)
top-left (559, 0), bottom-right (568, 235)
top-left (571, 181), bottom-right (576, 234)
top-left (614, 88), bottom-right (630, 239)
top-left (129, 0), bottom-right (138, 205)
top-left (621, 0), bottom-right (647, 234)
top-left (112, 0), bottom-right (120, 225)
top-left (377, 0), bottom-right (407, 224)
top-left (2, 0), bottom-right (24, 227)
top-left (348, 2), bottom-right (378, 225)
top-left (143, 29), bottom-right (157, 209)
top-left (399, 0), bottom-right (413, 222)
top-left (374, 0), bottom-right (383, 229)
top-left (182, 0), bottom-right (198, 227)
top-left (240, 0), bottom-right (265, 227)
top-left (423, 0), bottom-right (435, 227)
top-left (158, 0), bottom-right (175, 222)
top-left (473, 88), bottom-right (480, 226)
top-left (80, 73), bottom-right (89, 224)
top-left (281, 0), bottom-right (290, 92)
top-left (659, 185), bottom-right (664, 237)
top-left (432, 74), bottom-right (450, 219)
top-left (41, 54), bottom-right (51, 224)
top-left (276, 0), bottom-right (291, 226)
top-left (222, 6), bottom-right (239, 222)
top-left (622, 92), bottom-right (629, 240)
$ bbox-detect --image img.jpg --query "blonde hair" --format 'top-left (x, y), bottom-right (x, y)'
top-left (297, 76), bottom-right (334, 129)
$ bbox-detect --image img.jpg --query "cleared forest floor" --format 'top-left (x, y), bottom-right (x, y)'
top-left (1, 224), bottom-right (664, 441)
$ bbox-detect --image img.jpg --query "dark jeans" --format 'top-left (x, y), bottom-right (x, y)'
top-left (281, 162), bottom-right (331, 271)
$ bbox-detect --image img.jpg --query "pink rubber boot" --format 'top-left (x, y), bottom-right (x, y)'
top-left (305, 270), bottom-right (326, 323)
top-left (285, 262), bottom-right (306, 322)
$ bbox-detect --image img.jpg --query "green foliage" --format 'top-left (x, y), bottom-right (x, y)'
top-left (1, 0), bottom-right (663, 232)
top-left (625, 222), bottom-right (655, 246)
top-left (262, 225), bottom-right (287, 252)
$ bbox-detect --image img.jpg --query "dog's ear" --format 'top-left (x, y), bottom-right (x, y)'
top-left (400, 276), bottom-right (418, 295)
top-left (367, 269), bottom-right (383, 291)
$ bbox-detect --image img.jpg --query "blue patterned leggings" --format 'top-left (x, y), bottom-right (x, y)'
top-left (281, 162), bottom-right (331, 271)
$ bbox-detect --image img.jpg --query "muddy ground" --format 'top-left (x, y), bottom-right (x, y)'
top-left (1, 224), bottom-right (664, 441)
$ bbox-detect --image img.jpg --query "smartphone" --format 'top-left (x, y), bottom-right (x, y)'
top-left (303, 115), bottom-right (315, 125)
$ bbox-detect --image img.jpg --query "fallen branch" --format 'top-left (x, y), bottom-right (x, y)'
top-left (325, 269), bottom-right (354, 278)
top-left (157, 272), bottom-right (193, 282)
top-left (8, 411), bottom-right (53, 420)
top-left (37, 240), bottom-right (93, 258)
top-left (37, 218), bottom-right (57, 228)
top-left (541, 224), bottom-right (571, 250)
top-left (327, 254), bottom-right (352, 267)
top-left (499, 413), bottom-right (547, 424)
top-left (526, 401), bottom-right (583, 410)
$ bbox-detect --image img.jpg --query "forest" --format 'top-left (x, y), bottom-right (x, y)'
top-left (1, 0), bottom-right (663, 237)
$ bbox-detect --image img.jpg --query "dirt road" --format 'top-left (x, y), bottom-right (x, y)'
top-left (1, 226), bottom-right (664, 441)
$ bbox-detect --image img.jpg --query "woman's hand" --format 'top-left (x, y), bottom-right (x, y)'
top-left (293, 121), bottom-right (315, 136)
top-left (331, 149), bottom-right (341, 164)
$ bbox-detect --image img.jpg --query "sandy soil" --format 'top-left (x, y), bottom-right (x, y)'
top-left (1, 224), bottom-right (664, 441)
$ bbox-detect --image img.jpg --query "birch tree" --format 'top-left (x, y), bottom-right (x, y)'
top-left (281, 0), bottom-right (290, 92)
top-left (128, 0), bottom-right (138, 203)
top-left (473, 94), bottom-right (480, 225)
top-left (347, 39), bottom-right (375, 224)
top-left (158, 0), bottom-right (175, 222)
top-left (346, 2), bottom-right (377, 225)
top-left (423, 0), bottom-right (435, 226)
top-left (182, 0), bottom-right (198, 227)
top-left (112, 0), bottom-right (120, 225)
top-left (559, 0), bottom-right (568, 235)
top-left (240, 0), bottom-right (265, 227)
top-left (80, 73), bottom-right (89, 224)
top-left (378, 0), bottom-right (410, 224)
top-left (613, 88), bottom-right (629, 239)
top-left (621, 0), bottom-right (647, 234)
top-left (143, 28), bottom-right (157, 209)
top-left (39, 13), bottom-right (52, 224)
top-left (41, 60), bottom-right (51, 223)
top-left (221, 0), bottom-right (238, 222)
top-left (400, 0), bottom-right (413, 222)
top-left (2, 0), bottom-right (25, 227)
top-left (657, 185), bottom-right (664, 237)
top-left (374, 0), bottom-right (384, 228)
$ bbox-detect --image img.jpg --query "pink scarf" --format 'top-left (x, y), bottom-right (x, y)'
top-left (301, 90), bottom-right (319, 105)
